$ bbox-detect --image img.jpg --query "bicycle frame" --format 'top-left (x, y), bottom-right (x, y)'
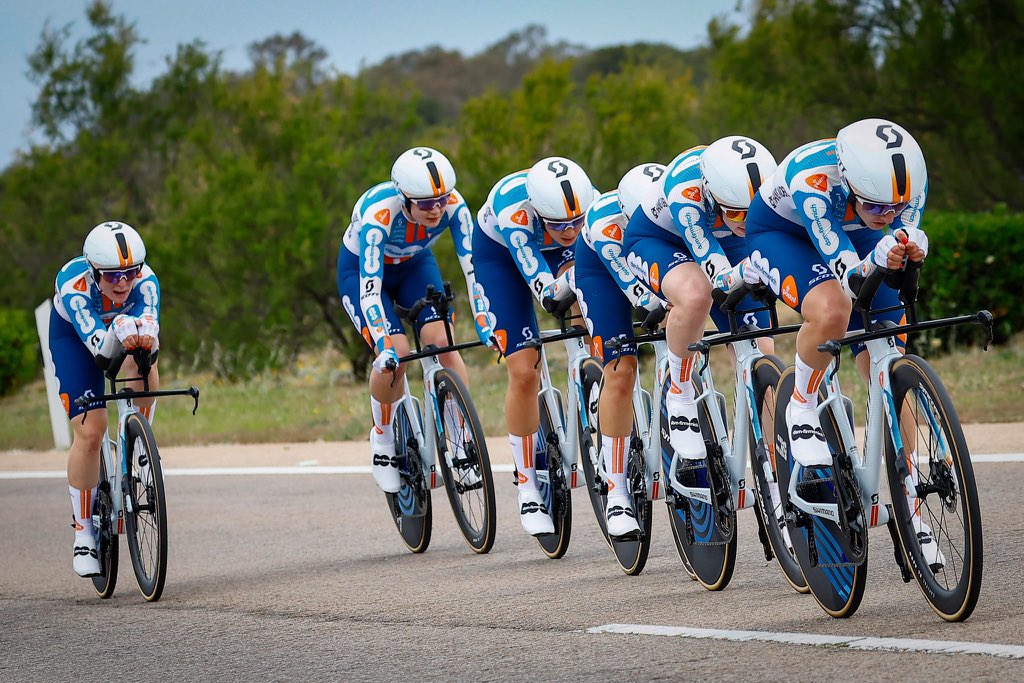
top-left (390, 353), bottom-right (452, 490)
top-left (535, 329), bottom-right (586, 490)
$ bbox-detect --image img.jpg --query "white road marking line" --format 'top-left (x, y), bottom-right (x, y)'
top-left (588, 624), bottom-right (1024, 659)
top-left (0, 464), bottom-right (518, 479)
top-left (3, 455), bottom-right (1022, 480)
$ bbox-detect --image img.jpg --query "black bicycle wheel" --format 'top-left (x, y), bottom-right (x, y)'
top-left (662, 376), bottom-right (737, 591)
top-left (434, 369), bottom-right (497, 554)
top-left (577, 359), bottom-right (610, 544)
top-left (747, 355), bottom-right (808, 594)
top-left (775, 368), bottom-right (867, 618)
top-left (91, 453), bottom-right (119, 599)
top-left (885, 355), bottom-right (983, 622)
top-left (123, 412), bottom-right (167, 602)
top-left (385, 402), bottom-right (432, 553)
top-left (536, 397), bottom-right (572, 559)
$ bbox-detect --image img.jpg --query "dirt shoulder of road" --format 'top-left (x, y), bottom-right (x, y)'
top-left (2, 422), bottom-right (1022, 472)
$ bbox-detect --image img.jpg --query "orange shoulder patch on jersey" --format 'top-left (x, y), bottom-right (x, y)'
top-left (73, 277), bottom-right (87, 292)
top-left (511, 209), bottom-right (529, 226)
top-left (601, 224), bottom-right (623, 241)
top-left (649, 263), bottom-right (661, 293)
top-left (682, 186), bottom-right (702, 203)
top-left (805, 173), bottom-right (828, 192)
top-left (374, 208), bottom-right (392, 225)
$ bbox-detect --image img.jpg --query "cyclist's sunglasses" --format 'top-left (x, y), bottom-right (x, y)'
top-left (720, 206), bottom-right (748, 222)
top-left (542, 214), bottom-right (586, 232)
top-left (855, 196), bottom-right (909, 216)
top-left (408, 192), bottom-right (452, 212)
top-left (95, 265), bottom-right (143, 284)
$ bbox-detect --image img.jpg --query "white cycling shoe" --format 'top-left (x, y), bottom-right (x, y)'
top-left (665, 390), bottom-right (705, 460)
top-left (518, 488), bottom-right (554, 536)
top-left (605, 495), bottom-right (640, 539)
top-left (786, 402), bottom-right (832, 467)
top-left (913, 515), bottom-right (946, 571)
top-left (369, 429), bottom-right (401, 493)
top-left (72, 528), bottom-right (101, 577)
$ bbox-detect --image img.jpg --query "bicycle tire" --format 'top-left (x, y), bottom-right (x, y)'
top-left (577, 359), bottom-right (610, 545)
top-left (385, 402), bottom-right (433, 553)
top-left (662, 375), bottom-right (737, 591)
top-left (885, 355), bottom-right (983, 622)
top-left (536, 396), bottom-right (572, 559)
top-left (775, 367), bottom-right (867, 618)
top-left (123, 413), bottom-right (168, 602)
top-left (747, 355), bottom-right (809, 594)
top-left (91, 453), bottom-right (119, 599)
top-left (612, 438), bottom-right (654, 576)
top-left (434, 369), bottom-right (497, 554)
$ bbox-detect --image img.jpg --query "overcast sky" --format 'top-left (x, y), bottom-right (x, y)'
top-left (0, 0), bottom-right (745, 167)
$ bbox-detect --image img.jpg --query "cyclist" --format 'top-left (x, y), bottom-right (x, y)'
top-left (743, 118), bottom-right (939, 566)
top-left (622, 139), bottom-right (777, 463)
top-left (338, 147), bottom-right (487, 494)
top-left (473, 156), bottom-right (596, 536)
top-left (570, 163), bottom-right (670, 538)
top-left (49, 221), bottom-right (160, 577)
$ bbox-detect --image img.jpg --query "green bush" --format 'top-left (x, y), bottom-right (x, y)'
top-left (913, 207), bottom-right (1024, 354)
top-left (0, 307), bottom-right (40, 395)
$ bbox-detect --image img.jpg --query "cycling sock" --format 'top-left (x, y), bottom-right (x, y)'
top-left (667, 350), bottom-right (696, 401)
top-left (139, 401), bottom-right (156, 424)
top-left (602, 434), bottom-right (628, 498)
top-left (509, 432), bottom-right (538, 492)
top-left (792, 353), bottom-right (825, 409)
top-left (69, 484), bottom-right (96, 534)
top-left (370, 397), bottom-right (394, 443)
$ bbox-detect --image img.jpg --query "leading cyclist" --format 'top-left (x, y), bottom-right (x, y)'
top-left (49, 221), bottom-right (160, 577)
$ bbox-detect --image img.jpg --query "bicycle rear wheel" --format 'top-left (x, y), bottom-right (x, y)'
top-left (885, 355), bottom-right (983, 622)
top-left (124, 413), bottom-right (167, 602)
top-left (91, 452), bottom-right (119, 599)
top-left (434, 369), bottom-right (496, 554)
top-left (577, 359), bottom-right (610, 544)
top-left (748, 355), bottom-right (808, 594)
top-left (775, 368), bottom-right (867, 618)
top-left (385, 402), bottom-right (433, 553)
top-left (662, 376), bottom-right (737, 591)
top-left (536, 397), bottom-right (572, 559)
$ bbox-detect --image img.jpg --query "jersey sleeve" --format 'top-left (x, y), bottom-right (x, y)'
top-left (587, 207), bottom-right (649, 307)
top-left (125, 267), bottom-right (160, 321)
top-left (55, 262), bottom-right (106, 356)
top-left (497, 203), bottom-right (555, 302)
top-left (665, 179), bottom-right (732, 282)
top-left (356, 196), bottom-right (397, 354)
top-left (891, 182), bottom-right (928, 231)
top-left (445, 191), bottom-right (482, 307)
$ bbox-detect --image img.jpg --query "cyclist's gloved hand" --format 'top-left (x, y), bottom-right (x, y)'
top-left (896, 227), bottom-right (929, 262)
top-left (112, 314), bottom-right (140, 350)
top-left (470, 283), bottom-right (497, 350)
top-left (871, 234), bottom-right (907, 271)
top-left (135, 314), bottom-right (159, 350)
top-left (540, 268), bottom-right (574, 304)
top-left (372, 348), bottom-right (400, 374)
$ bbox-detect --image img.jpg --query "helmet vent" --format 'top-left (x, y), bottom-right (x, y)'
top-left (426, 161), bottom-right (442, 195)
top-left (744, 162), bottom-right (762, 200)
top-left (115, 233), bottom-right (130, 263)
top-left (560, 180), bottom-right (578, 215)
top-left (892, 153), bottom-right (908, 196)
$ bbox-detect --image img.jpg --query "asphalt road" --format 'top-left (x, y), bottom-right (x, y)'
top-left (2, 458), bottom-right (1023, 681)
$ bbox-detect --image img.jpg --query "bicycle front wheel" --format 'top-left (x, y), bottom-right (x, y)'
top-left (748, 355), bottom-right (808, 594)
top-left (577, 358), bottom-right (610, 544)
top-left (91, 452), bottom-right (119, 599)
top-left (434, 369), bottom-right (496, 554)
top-left (124, 413), bottom-right (168, 602)
top-left (886, 355), bottom-right (983, 622)
top-left (537, 396), bottom-right (572, 559)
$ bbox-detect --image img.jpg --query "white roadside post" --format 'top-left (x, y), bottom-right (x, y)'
top-left (34, 299), bottom-right (72, 450)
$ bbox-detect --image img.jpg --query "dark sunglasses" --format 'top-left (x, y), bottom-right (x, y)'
top-left (856, 196), bottom-right (909, 216)
top-left (542, 214), bottom-right (586, 232)
top-left (95, 265), bottom-right (143, 283)
top-left (408, 192), bottom-right (452, 212)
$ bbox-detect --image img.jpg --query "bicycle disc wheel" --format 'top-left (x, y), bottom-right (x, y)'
top-left (662, 376), bottom-right (737, 591)
top-left (775, 368), bottom-right (867, 618)
top-left (434, 369), bottom-right (496, 554)
top-left (577, 359), bottom-right (610, 544)
top-left (748, 355), bottom-right (808, 594)
top-left (91, 453), bottom-right (119, 599)
top-left (536, 397), bottom-right (572, 559)
top-left (124, 413), bottom-right (167, 602)
top-left (885, 355), bottom-right (983, 622)
top-left (385, 402), bottom-right (433, 553)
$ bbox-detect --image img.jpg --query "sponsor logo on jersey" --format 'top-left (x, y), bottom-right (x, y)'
top-left (73, 277), bottom-right (87, 292)
top-left (373, 208), bottom-right (391, 225)
top-left (766, 185), bottom-right (790, 210)
top-left (649, 263), bottom-right (661, 292)
top-left (805, 173), bottom-right (828, 192)
top-left (681, 186), bottom-right (702, 203)
top-left (781, 275), bottom-right (799, 308)
top-left (591, 335), bottom-right (604, 361)
top-left (601, 223), bottom-right (623, 241)
top-left (651, 197), bottom-right (669, 219)
top-left (511, 209), bottom-right (529, 226)
top-left (803, 196), bottom-right (839, 255)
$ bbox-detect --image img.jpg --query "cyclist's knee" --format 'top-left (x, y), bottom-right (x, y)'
top-left (664, 267), bottom-right (711, 313)
top-left (418, 321), bottom-right (449, 347)
top-left (803, 285), bottom-right (851, 334)
top-left (602, 358), bottom-right (636, 398)
top-left (505, 352), bottom-right (540, 391)
top-left (72, 413), bottom-right (107, 448)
